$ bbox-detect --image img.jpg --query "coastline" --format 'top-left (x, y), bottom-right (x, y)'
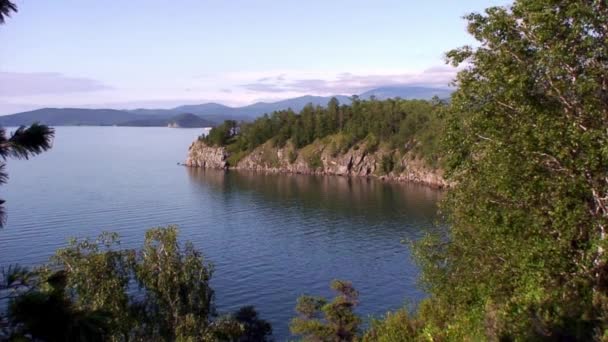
top-left (184, 140), bottom-right (449, 189)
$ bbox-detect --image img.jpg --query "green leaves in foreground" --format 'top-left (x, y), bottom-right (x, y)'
top-left (6, 226), bottom-right (272, 341)
top-left (288, 1), bottom-right (608, 340)
top-left (411, 0), bottom-right (608, 340)
top-left (290, 280), bottom-right (360, 342)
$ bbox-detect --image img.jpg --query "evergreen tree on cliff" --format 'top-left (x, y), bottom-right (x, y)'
top-left (412, 0), bottom-right (608, 340)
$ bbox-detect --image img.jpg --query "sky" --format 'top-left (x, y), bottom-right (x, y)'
top-left (0, 0), bottom-right (507, 115)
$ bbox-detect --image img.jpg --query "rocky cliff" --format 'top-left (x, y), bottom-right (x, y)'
top-left (185, 139), bottom-right (448, 188)
top-left (185, 141), bottom-right (229, 169)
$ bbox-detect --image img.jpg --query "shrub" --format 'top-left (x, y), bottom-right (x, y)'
top-left (380, 154), bottom-right (395, 175)
top-left (307, 154), bottom-right (323, 170)
top-left (288, 149), bottom-right (298, 164)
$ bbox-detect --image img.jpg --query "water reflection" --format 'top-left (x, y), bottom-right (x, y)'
top-left (186, 168), bottom-right (443, 225)
top-left (0, 126), bottom-right (446, 340)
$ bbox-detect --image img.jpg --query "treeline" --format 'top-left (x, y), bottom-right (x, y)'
top-left (203, 96), bottom-right (446, 166)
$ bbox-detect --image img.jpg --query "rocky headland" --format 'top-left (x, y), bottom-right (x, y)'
top-left (185, 138), bottom-right (448, 189)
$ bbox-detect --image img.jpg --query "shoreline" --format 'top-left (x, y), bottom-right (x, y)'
top-left (180, 163), bottom-right (448, 190)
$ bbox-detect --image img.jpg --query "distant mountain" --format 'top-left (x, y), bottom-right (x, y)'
top-left (119, 113), bottom-right (214, 128)
top-left (0, 86), bottom-right (452, 126)
top-left (140, 97), bottom-right (353, 121)
top-left (359, 86), bottom-right (453, 100)
top-left (0, 108), bottom-right (142, 126)
top-left (238, 95), bottom-right (353, 115)
top-left (168, 113), bottom-right (215, 128)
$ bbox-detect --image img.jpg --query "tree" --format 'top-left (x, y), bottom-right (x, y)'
top-left (0, 124), bottom-right (54, 226)
top-left (8, 271), bottom-right (112, 342)
top-left (415, 0), bottom-right (608, 339)
top-left (290, 280), bottom-right (360, 342)
top-left (135, 226), bottom-right (215, 339)
top-left (232, 306), bottom-right (273, 342)
top-left (0, 0), bottom-right (16, 24)
top-left (8, 226), bottom-right (272, 341)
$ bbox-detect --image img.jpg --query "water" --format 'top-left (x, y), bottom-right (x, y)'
top-left (0, 126), bottom-right (443, 339)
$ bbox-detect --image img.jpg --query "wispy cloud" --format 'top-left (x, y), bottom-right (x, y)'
top-left (0, 72), bottom-right (112, 97)
top-left (240, 67), bottom-right (456, 95)
top-left (0, 65), bottom-right (459, 115)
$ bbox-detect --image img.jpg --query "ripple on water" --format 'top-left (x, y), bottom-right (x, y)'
top-left (0, 127), bottom-right (445, 339)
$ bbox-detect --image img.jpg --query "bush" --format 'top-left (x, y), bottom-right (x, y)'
top-left (363, 134), bottom-right (379, 154)
top-left (380, 154), bottom-right (395, 175)
top-left (288, 149), bottom-right (298, 164)
top-left (7, 227), bottom-right (273, 341)
top-left (307, 154), bottom-right (323, 170)
top-left (362, 309), bottom-right (424, 342)
top-left (290, 280), bottom-right (360, 341)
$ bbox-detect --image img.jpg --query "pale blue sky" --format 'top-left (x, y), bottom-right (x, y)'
top-left (0, 0), bottom-right (507, 114)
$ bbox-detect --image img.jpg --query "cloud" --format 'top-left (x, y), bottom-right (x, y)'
top-left (240, 66), bottom-right (457, 95)
top-left (0, 72), bottom-right (111, 97)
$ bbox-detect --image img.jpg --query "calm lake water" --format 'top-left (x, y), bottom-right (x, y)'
top-left (0, 126), bottom-right (443, 339)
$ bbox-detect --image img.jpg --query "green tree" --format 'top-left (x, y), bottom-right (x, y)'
top-left (135, 226), bottom-right (215, 339)
top-left (232, 306), bottom-right (273, 342)
top-left (203, 120), bottom-right (237, 146)
top-left (8, 271), bottom-right (112, 342)
top-left (9, 226), bottom-right (272, 341)
top-left (290, 280), bottom-right (360, 342)
top-left (52, 232), bottom-right (134, 338)
top-left (415, 0), bottom-right (608, 339)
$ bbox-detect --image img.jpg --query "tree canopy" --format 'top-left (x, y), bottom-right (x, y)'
top-left (408, 0), bottom-right (608, 340)
top-left (4, 226), bottom-right (273, 341)
top-left (202, 97), bottom-right (446, 167)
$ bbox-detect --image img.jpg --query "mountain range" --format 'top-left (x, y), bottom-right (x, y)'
top-left (0, 86), bottom-right (452, 127)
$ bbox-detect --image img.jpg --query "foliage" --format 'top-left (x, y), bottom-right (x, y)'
top-left (232, 306), bottom-right (273, 342)
top-left (412, 0), bottom-right (608, 340)
top-left (136, 227), bottom-right (215, 339)
top-left (307, 153), bottom-right (323, 170)
top-left (8, 271), bottom-right (113, 341)
top-left (290, 280), bottom-right (360, 342)
top-left (288, 149), bottom-right (298, 164)
top-left (0, 124), bottom-right (54, 226)
top-left (6, 226), bottom-right (272, 341)
top-left (0, 0), bottom-right (16, 24)
top-left (202, 120), bottom-right (238, 146)
top-left (380, 153), bottom-right (395, 175)
top-left (52, 232), bottom-right (134, 337)
top-left (361, 308), bottom-right (425, 342)
top-left (287, 1), bottom-right (608, 340)
top-left (204, 98), bottom-right (445, 166)
top-left (226, 148), bottom-right (249, 167)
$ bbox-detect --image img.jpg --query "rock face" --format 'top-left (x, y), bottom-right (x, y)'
top-left (185, 140), bottom-right (229, 169)
top-left (185, 140), bottom-right (449, 188)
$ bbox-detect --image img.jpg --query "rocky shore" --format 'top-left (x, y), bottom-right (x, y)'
top-left (185, 139), bottom-right (448, 189)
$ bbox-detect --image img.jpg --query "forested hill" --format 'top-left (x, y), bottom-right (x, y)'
top-left (187, 97), bottom-right (448, 187)
top-left (0, 86), bottom-right (452, 127)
